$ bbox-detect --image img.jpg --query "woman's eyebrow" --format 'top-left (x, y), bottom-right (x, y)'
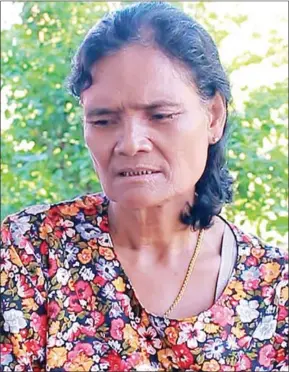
top-left (85, 108), bottom-right (119, 117)
top-left (135, 100), bottom-right (182, 110)
top-left (85, 100), bottom-right (182, 117)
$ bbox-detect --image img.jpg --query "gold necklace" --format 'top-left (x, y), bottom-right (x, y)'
top-left (164, 228), bottom-right (205, 318)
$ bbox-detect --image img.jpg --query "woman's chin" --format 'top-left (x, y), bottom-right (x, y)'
top-left (108, 189), bottom-right (167, 209)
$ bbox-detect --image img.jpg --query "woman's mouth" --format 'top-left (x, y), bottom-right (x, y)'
top-left (120, 170), bottom-right (159, 177)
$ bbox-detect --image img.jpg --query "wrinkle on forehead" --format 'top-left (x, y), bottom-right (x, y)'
top-left (90, 43), bottom-right (195, 90)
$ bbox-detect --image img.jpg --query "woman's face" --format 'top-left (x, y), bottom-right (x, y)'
top-left (82, 44), bottom-right (223, 208)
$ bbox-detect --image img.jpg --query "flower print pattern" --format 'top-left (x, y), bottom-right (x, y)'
top-left (3, 310), bottom-right (27, 334)
top-left (0, 192), bottom-right (288, 371)
top-left (236, 299), bottom-right (260, 323)
top-left (204, 338), bottom-right (225, 360)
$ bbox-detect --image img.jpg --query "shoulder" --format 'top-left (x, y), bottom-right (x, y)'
top-left (227, 221), bottom-right (288, 282)
top-left (1, 192), bottom-right (108, 247)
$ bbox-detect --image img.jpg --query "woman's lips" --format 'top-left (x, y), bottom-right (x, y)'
top-left (120, 170), bottom-right (160, 177)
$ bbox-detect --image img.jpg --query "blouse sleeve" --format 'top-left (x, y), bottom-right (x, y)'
top-left (0, 214), bottom-right (48, 372)
top-left (272, 257), bottom-right (289, 371)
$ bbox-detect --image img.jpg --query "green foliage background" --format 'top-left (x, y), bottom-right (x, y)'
top-left (1, 2), bottom-right (288, 245)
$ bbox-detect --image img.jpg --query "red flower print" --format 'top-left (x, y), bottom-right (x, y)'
top-left (98, 215), bottom-right (109, 232)
top-left (48, 258), bottom-right (58, 277)
top-left (68, 294), bottom-right (83, 313)
top-left (276, 348), bottom-right (286, 364)
top-left (68, 342), bottom-right (94, 360)
top-left (274, 333), bottom-right (284, 345)
top-left (75, 199), bottom-right (98, 215)
top-left (246, 256), bottom-right (258, 266)
top-left (93, 275), bottom-right (107, 287)
top-left (259, 344), bottom-right (276, 367)
top-left (277, 305), bottom-right (287, 321)
top-left (211, 305), bottom-right (234, 327)
top-left (46, 206), bottom-right (61, 225)
top-left (48, 301), bottom-right (61, 320)
top-left (244, 278), bottom-right (260, 291)
top-left (31, 313), bottom-right (47, 341)
top-left (24, 339), bottom-right (41, 356)
top-left (19, 252), bottom-right (34, 266)
top-left (1, 344), bottom-right (12, 354)
top-left (101, 351), bottom-right (127, 371)
top-left (110, 318), bottom-right (125, 340)
top-left (18, 275), bottom-right (35, 298)
top-left (172, 344), bottom-right (194, 369)
top-left (19, 329), bottom-right (28, 338)
top-left (40, 241), bottom-right (48, 255)
top-left (75, 280), bottom-right (93, 301)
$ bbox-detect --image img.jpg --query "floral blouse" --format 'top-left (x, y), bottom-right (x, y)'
top-left (0, 193), bottom-right (288, 372)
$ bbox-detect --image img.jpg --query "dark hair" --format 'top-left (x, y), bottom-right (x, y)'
top-left (67, 1), bottom-right (233, 230)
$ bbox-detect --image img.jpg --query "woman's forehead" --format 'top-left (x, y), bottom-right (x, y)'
top-left (90, 44), bottom-right (192, 86)
top-left (82, 44), bottom-right (198, 108)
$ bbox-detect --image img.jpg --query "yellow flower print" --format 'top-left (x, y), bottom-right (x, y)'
top-left (229, 280), bottom-right (243, 292)
top-left (228, 280), bottom-right (246, 300)
top-left (59, 204), bottom-right (79, 216)
top-left (260, 262), bottom-right (281, 283)
top-left (164, 327), bottom-right (178, 345)
top-left (22, 298), bottom-right (38, 311)
top-left (77, 248), bottom-right (92, 264)
top-left (204, 323), bottom-right (220, 334)
top-left (123, 324), bottom-right (139, 350)
top-left (39, 223), bottom-right (53, 240)
top-left (10, 248), bottom-right (22, 266)
top-left (47, 347), bottom-right (67, 368)
top-left (203, 359), bottom-right (220, 371)
top-left (99, 246), bottom-right (115, 260)
top-left (231, 325), bottom-right (245, 338)
top-left (50, 321), bottom-right (60, 335)
top-left (67, 353), bottom-right (94, 371)
top-left (157, 348), bottom-right (177, 369)
top-left (113, 277), bottom-right (126, 292)
top-left (0, 271), bottom-right (8, 286)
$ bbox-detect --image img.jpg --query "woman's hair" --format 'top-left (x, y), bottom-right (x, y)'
top-left (67, 1), bottom-right (233, 230)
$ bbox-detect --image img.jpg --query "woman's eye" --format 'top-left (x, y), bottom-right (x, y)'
top-left (152, 113), bottom-right (176, 121)
top-left (89, 120), bottom-right (110, 126)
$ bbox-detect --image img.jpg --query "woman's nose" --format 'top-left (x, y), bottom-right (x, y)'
top-left (114, 119), bottom-right (153, 156)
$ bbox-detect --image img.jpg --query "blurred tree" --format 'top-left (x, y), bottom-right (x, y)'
top-left (1, 1), bottom-right (288, 245)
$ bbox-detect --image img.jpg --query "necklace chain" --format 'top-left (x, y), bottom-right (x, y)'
top-left (163, 228), bottom-right (205, 318)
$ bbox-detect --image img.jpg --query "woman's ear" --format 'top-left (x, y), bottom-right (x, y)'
top-left (206, 92), bottom-right (227, 144)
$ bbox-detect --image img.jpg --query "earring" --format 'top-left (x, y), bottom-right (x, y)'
top-left (212, 136), bottom-right (219, 144)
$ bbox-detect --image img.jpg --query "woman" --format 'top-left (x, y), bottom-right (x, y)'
top-left (0, 2), bottom-right (287, 371)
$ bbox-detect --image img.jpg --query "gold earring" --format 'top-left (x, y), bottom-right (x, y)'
top-left (212, 136), bottom-right (219, 143)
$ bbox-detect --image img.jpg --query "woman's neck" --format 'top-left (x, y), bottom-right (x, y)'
top-left (107, 195), bottom-right (198, 261)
